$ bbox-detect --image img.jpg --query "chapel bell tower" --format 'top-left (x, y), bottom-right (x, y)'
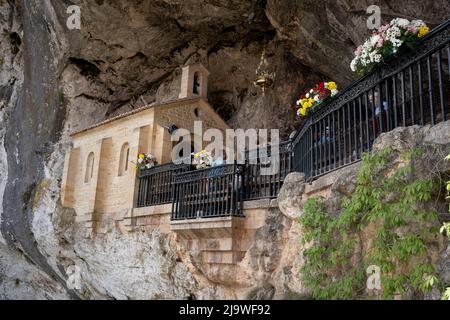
top-left (179, 63), bottom-right (210, 100)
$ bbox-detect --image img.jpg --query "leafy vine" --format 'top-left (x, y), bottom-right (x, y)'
top-left (300, 147), bottom-right (445, 299)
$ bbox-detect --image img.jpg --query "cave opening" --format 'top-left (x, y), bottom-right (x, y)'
top-left (69, 57), bottom-right (101, 78)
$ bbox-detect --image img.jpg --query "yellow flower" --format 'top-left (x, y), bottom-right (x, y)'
top-left (328, 81), bottom-right (337, 90)
top-left (194, 152), bottom-right (200, 158)
top-left (418, 26), bottom-right (429, 37)
top-left (138, 153), bottom-right (145, 159)
top-left (300, 107), bottom-right (307, 116)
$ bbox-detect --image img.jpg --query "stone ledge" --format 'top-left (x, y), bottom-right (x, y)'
top-left (243, 198), bottom-right (278, 209)
top-left (304, 161), bottom-right (361, 195)
top-left (171, 216), bottom-right (240, 229)
top-left (131, 204), bottom-right (172, 217)
top-left (129, 199), bottom-right (274, 218)
top-left (171, 216), bottom-right (245, 239)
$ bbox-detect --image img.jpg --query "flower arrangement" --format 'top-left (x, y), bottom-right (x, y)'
top-left (192, 149), bottom-right (213, 169)
top-left (134, 153), bottom-right (157, 170)
top-left (296, 81), bottom-right (338, 117)
top-left (351, 18), bottom-right (430, 76)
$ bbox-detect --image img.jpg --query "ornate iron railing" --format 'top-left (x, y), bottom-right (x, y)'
top-left (136, 141), bottom-right (292, 213)
top-left (136, 162), bottom-right (192, 207)
top-left (171, 163), bottom-right (245, 220)
top-left (243, 140), bottom-right (293, 200)
top-left (292, 19), bottom-right (450, 180)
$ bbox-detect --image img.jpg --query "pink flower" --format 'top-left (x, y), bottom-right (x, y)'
top-left (377, 37), bottom-right (384, 47)
top-left (355, 45), bottom-right (363, 56)
top-left (406, 24), bottom-right (418, 33)
top-left (379, 24), bottom-right (390, 32)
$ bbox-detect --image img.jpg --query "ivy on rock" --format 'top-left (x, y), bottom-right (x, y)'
top-left (300, 147), bottom-right (445, 299)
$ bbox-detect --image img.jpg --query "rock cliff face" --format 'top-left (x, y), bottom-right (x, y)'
top-left (0, 0), bottom-right (449, 299)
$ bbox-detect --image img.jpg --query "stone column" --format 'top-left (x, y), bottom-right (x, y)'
top-left (75, 138), bottom-right (107, 237)
top-left (122, 125), bottom-right (152, 232)
top-left (61, 146), bottom-right (80, 208)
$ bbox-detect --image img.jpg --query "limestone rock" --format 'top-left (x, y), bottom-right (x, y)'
top-left (423, 121), bottom-right (450, 146)
top-left (0, 243), bottom-right (68, 300)
top-left (246, 283), bottom-right (275, 300)
top-left (277, 172), bottom-right (306, 219)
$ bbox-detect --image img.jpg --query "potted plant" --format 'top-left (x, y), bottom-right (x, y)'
top-left (350, 18), bottom-right (430, 76)
top-left (133, 153), bottom-right (157, 170)
top-left (296, 81), bottom-right (339, 117)
top-left (192, 150), bottom-right (213, 169)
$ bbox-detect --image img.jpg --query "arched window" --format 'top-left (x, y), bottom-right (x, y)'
top-left (118, 143), bottom-right (130, 176)
top-left (193, 72), bottom-right (200, 95)
top-left (84, 152), bottom-right (95, 183)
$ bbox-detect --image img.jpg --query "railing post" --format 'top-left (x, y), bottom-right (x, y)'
top-left (239, 165), bottom-right (244, 216)
top-left (230, 162), bottom-right (236, 215)
top-left (170, 175), bottom-right (177, 220)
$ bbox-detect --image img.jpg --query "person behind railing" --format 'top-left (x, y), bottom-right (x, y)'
top-left (212, 156), bottom-right (225, 167)
top-left (210, 156), bottom-right (241, 189)
top-left (314, 126), bottom-right (332, 168)
top-left (207, 156), bottom-right (225, 193)
top-left (368, 88), bottom-right (397, 141)
top-left (369, 91), bottom-right (388, 132)
top-left (318, 126), bottom-right (332, 145)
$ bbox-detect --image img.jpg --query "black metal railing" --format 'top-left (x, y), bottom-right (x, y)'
top-left (243, 140), bottom-right (293, 200)
top-left (136, 141), bottom-right (292, 211)
top-left (136, 162), bottom-right (191, 207)
top-left (292, 19), bottom-right (450, 180)
top-left (171, 163), bottom-right (245, 220)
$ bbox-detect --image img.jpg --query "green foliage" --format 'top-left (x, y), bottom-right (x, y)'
top-left (442, 287), bottom-right (450, 300)
top-left (300, 147), bottom-right (441, 299)
top-left (441, 155), bottom-right (450, 300)
top-left (420, 274), bottom-right (439, 292)
top-left (300, 198), bottom-right (365, 299)
top-left (440, 222), bottom-right (450, 237)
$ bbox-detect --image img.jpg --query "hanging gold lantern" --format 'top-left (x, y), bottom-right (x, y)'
top-left (254, 48), bottom-right (275, 95)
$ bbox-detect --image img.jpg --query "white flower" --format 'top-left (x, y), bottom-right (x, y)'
top-left (386, 25), bottom-right (401, 40)
top-left (309, 89), bottom-right (313, 94)
top-left (411, 19), bottom-right (425, 28)
top-left (392, 38), bottom-right (403, 47)
top-left (391, 18), bottom-right (410, 28)
top-left (374, 54), bottom-right (382, 63)
top-left (313, 95), bottom-right (320, 102)
top-left (369, 51), bottom-right (382, 63)
top-left (306, 93), bottom-right (310, 98)
top-left (331, 89), bottom-right (338, 96)
top-left (370, 34), bottom-right (381, 46)
top-left (350, 59), bottom-right (357, 72)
